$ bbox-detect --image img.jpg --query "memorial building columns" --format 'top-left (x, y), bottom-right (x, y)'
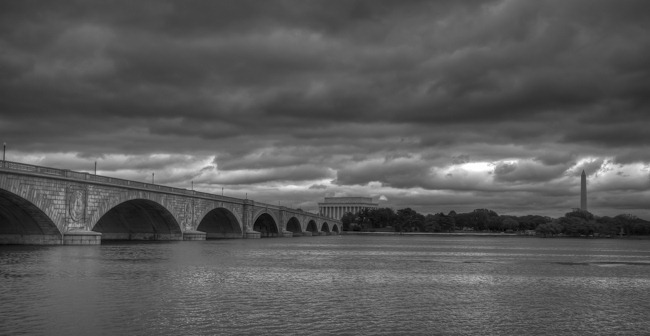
top-left (318, 204), bottom-right (383, 219)
top-left (318, 197), bottom-right (379, 220)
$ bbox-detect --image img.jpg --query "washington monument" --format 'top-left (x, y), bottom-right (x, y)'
top-left (580, 170), bottom-right (587, 211)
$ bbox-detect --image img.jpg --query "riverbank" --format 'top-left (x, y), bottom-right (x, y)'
top-left (340, 231), bottom-right (650, 239)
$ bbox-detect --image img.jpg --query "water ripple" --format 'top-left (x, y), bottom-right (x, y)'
top-left (1, 237), bottom-right (650, 335)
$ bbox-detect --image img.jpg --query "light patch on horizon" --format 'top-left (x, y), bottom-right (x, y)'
top-left (458, 161), bottom-right (494, 174)
top-left (590, 162), bottom-right (650, 192)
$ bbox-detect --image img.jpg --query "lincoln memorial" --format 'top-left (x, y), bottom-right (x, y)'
top-left (318, 197), bottom-right (379, 220)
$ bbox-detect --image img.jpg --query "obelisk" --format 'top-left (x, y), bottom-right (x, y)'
top-left (580, 170), bottom-right (587, 211)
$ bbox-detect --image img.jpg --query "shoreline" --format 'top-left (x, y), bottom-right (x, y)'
top-left (339, 231), bottom-right (650, 239)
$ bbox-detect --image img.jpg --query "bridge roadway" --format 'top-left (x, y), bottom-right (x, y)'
top-left (0, 161), bottom-right (341, 245)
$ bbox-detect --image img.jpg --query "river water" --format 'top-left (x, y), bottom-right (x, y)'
top-left (1, 235), bottom-right (649, 335)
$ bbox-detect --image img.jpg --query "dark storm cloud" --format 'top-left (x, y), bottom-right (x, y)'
top-left (493, 160), bottom-right (569, 183)
top-left (201, 164), bottom-right (332, 185)
top-left (2, 0), bottom-right (650, 216)
top-left (334, 156), bottom-right (434, 188)
top-left (3, 0), bottom-right (649, 149)
top-left (534, 152), bottom-right (576, 166)
top-left (215, 147), bottom-right (329, 171)
top-left (611, 148), bottom-right (650, 165)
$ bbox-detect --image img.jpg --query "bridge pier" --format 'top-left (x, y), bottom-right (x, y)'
top-left (63, 231), bottom-right (102, 245)
top-left (0, 234), bottom-right (63, 245)
top-left (204, 232), bottom-right (241, 239)
top-left (282, 230), bottom-right (293, 238)
top-left (183, 230), bottom-right (207, 241)
top-left (245, 231), bottom-right (261, 238)
top-left (291, 231), bottom-right (310, 237)
top-left (98, 233), bottom-right (183, 241)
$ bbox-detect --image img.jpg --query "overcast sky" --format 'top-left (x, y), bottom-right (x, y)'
top-left (2, 1), bottom-right (649, 218)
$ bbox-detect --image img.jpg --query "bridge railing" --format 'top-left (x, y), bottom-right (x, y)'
top-left (2, 161), bottom-right (66, 177)
top-left (254, 201), bottom-right (281, 211)
top-left (0, 160), bottom-right (243, 203)
top-left (252, 201), bottom-right (328, 219)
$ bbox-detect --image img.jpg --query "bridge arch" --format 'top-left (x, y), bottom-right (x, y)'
top-left (306, 219), bottom-right (318, 235)
top-left (253, 212), bottom-right (279, 238)
top-left (332, 224), bottom-right (339, 234)
top-left (197, 207), bottom-right (242, 239)
top-left (321, 222), bottom-right (331, 234)
top-left (0, 189), bottom-right (62, 244)
top-left (286, 216), bottom-right (302, 236)
top-left (92, 198), bottom-right (182, 241)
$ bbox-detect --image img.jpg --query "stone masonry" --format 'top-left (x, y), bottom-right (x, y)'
top-left (0, 161), bottom-right (340, 245)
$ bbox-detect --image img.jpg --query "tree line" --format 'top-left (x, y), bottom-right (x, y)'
top-left (340, 207), bottom-right (650, 237)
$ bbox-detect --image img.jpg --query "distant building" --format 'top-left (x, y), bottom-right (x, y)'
top-left (581, 170), bottom-right (587, 211)
top-left (319, 197), bottom-right (379, 220)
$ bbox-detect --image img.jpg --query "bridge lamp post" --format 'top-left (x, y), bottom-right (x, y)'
top-left (152, 172), bottom-right (154, 184)
top-left (3, 142), bottom-right (5, 163)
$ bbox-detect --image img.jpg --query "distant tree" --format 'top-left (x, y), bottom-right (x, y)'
top-left (536, 221), bottom-right (563, 237)
top-left (613, 214), bottom-right (650, 235)
top-left (517, 215), bottom-right (550, 231)
top-left (395, 208), bottom-right (425, 232)
top-left (368, 207), bottom-right (397, 228)
top-left (500, 217), bottom-right (519, 232)
top-left (566, 209), bottom-right (594, 221)
top-left (439, 213), bottom-right (455, 232)
top-left (596, 216), bottom-right (618, 236)
top-left (424, 214), bottom-right (441, 232)
top-left (356, 208), bottom-right (372, 230)
top-left (559, 216), bottom-right (590, 236)
top-left (422, 212), bottom-right (455, 232)
top-left (471, 209), bottom-right (499, 231)
top-left (454, 212), bottom-right (472, 230)
top-left (340, 212), bottom-right (356, 231)
top-left (340, 204), bottom-right (650, 237)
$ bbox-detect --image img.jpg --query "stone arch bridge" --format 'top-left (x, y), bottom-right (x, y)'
top-left (0, 161), bottom-right (340, 245)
